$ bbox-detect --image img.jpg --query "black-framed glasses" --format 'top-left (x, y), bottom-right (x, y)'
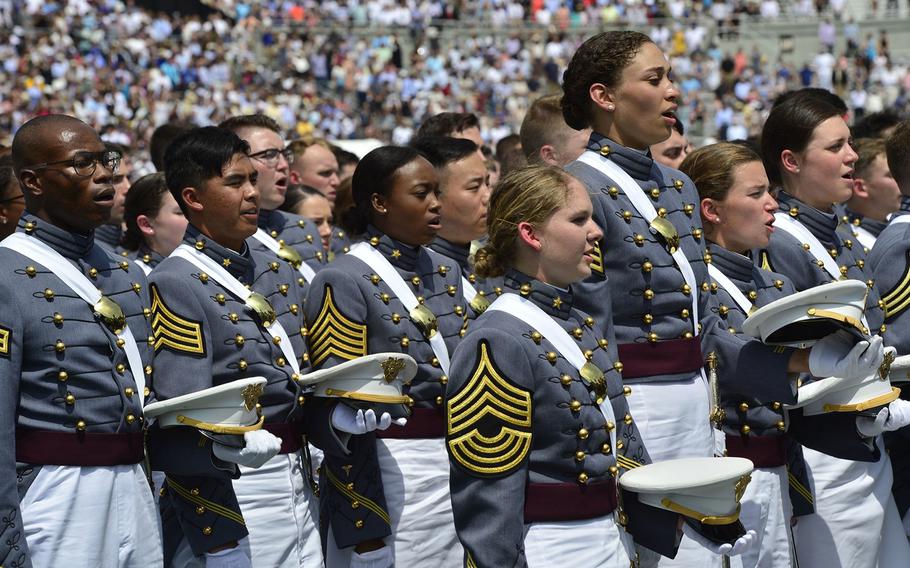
top-left (24, 150), bottom-right (122, 178)
top-left (249, 147), bottom-right (295, 166)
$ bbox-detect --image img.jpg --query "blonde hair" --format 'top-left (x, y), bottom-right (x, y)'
top-left (679, 142), bottom-right (763, 202)
top-left (474, 165), bottom-right (576, 278)
top-left (852, 137), bottom-right (887, 178)
top-left (287, 137), bottom-right (333, 159)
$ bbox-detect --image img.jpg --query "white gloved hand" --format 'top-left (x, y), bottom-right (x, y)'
top-left (211, 429), bottom-right (282, 469)
top-left (857, 398), bottom-right (910, 437)
top-left (683, 523), bottom-right (757, 556)
top-left (808, 331), bottom-right (884, 380)
top-left (350, 545), bottom-right (394, 568)
top-left (331, 405), bottom-right (397, 435)
top-left (205, 545), bottom-right (252, 568)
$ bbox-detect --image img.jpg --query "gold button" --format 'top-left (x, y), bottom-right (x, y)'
top-left (355, 520), bottom-right (364, 529)
top-left (143, 308), bottom-right (151, 318)
top-left (546, 351), bottom-right (558, 363)
top-left (52, 312), bottom-right (64, 325)
top-left (431, 357), bottom-right (440, 367)
top-left (198, 272), bottom-right (209, 283)
top-left (598, 338), bottom-right (609, 349)
top-left (530, 331), bottom-right (542, 344)
top-left (125, 387), bottom-right (134, 397)
top-left (741, 425), bottom-right (751, 435)
top-left (410, 276), bottom-right (421, 287)
top-left (577, 472), bottom-right (589, 484)
top-left (613, 361), bottom-right (623, 373)
top-left (519, 283), bottom-right (531, 297)
top-left (608, 186), bottom-right (619, 198)
top-left (569, 400), bottom-right (582, 412)
top-left (777, 421), bottom-right (786, 431)
top-left (618, 511), bottom-right (628, 526)
top-left (380, 293), bottom-right (391, 304)
top-left (76, 420), bottom-right (87, 431)
top-left (400, 337), bottom-right (410, 347)
top-left (789, 207), bottom-right (799, 217)
top-left (116, 363), bottom-right (125, 374)
top-left (235, 334), bottom-right (245, 346)
top-left (438, 265), bottom-right (449, 275)
top-left (584, 316), bottom-right (595, 328)
top-left (44, 288), bottom-right (55, 300)
top-left (609, 465), bottom-right (619, 475)
top-left (391, 313), bottom-right (401, 324)
top-left (116, 338), bottom-right (125, 348)
top-left (623, 413), bottom-right (632, 425)
top-left (575, 451), bottom-right (586, 462)
top-left (351, 500), bottom-right (360, 509)
top-left (739, 402), bottom-right (749, 412)
top-left (290, 304), bottom-right (299, 315)
top-left (58, 371), bottom-right (68, 382)
top-left (684, 203), bottom-right (695, 215)
top-left (601, 443), bottom-right (611, 454)
top-left (583, 350), bottom-right (594, 360)
top-left (880, 324), bottom-right (887, 333)
top-left (560, 374), bottom-right (573, 386)
top-left (643, 289), bottom-right (654, 300)
top-left (202, 527), bottom-right (213, 536)
top-left (680, 308), bottom-right (690, 319)
top-left (622, 210), bottom-right (633, 222)
top-left (439, 375), bottom-right (448, 385)
top-left (577, 428), bottom-right (589, 440)
top-left (647, 332), bottom-right (658, 343)
top-left (572, 327), bottom-right (584, 339)
top-left (693, 228), bottom-right (703, 240)
top-left (272, 335), bottom-right (282, 345)
top-left (681, 284), bottom-right (691, 295)
top-left (772, 402), bottom-right (781, 410)
top-left (617, 441), bottom-right (624, 449)
top-left (599, 146), bottom-right (611, 156)
top-left (126, 414), bottom-right (135, 424)
top-left (657, 207), bottom-right (667, 217)
top-left (674, 179), bottom-right (684, 189)
top-left (278, 284), bottom-right (289, 295)
top-left (642, 313), bottom-right (653, 324)
top-left (718, 305), bottom-right (729, 317)
top-left (435, 395), bottom-right (443, 406)
top-left (54, 340), bottom-right (65, 352)
top-left (196, 506), bottom-right (205, 515)
top-left (238, 359), bottom-right (248, 371)
top-left (748, 291), bottom-right (758, 300)
top-left (191, 487), bottom-right (201, 496)
top-left (606, 421), bottom-right (615, 431)
top-left (298, 396), bottom-right (306, 406)
top-left (24, 221), bottom-right (35, 232)
top-left (88, 268), bottom-right (98, 279)
top-left (65, 393), bottom-right (75, 405)
top-left (683, 332), bottom-right (693, 339)
top-left (623, 386), bottom-right (632, 396)
top-left (649, 188), bottom-right (660, 199)
top-left (642, 261), bottom-right (653, 273)
top-left (633, 234), bottom-right (645, 246)
top-left (276, 357), bottom-right (286, 367)
top-left (132, 282), bottom-right (142, 293)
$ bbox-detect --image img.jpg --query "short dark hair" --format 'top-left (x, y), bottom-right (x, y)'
top-left (773, 88), bottom-right (848, 115)
top-left (561, 31), bottom-right (653, 130)
top-left (331, 146), bottom-right (360, 169)
top-left (163, 127), bottom-right (250, 214)
top-left (150, 122), bottom-right (194, 171)
top-left (761, 89), bottom-right (844, 186)
top-left (416, 112), bottom-right (480, 139)
top-left (218, 114), bottom-right (282, 135)
top-left (886, 119), bottom-right (910, 189)
top-left (281, 184), bottom-right (325, 214)
top-left (853, 110), bottom-right (903, 140)
top-left (495, 134), bottom-right (527, 177)
top-left (122, 172), bottom-right (170, 251)
top-left (342, 146), bottom-right (423, 236)
top-left (410, 136), bottom-right (477, 169)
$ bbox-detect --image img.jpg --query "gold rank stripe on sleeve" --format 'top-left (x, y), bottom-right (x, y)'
top-left (0, 325), bottom-right (9, 357)
top-left (149, 284), bottom-right (206, 355)
top-left (307, 284), bottom-right (367, 367)
top-left (880, 251), bottom-right (910, 320)
top-left (164, 477), bottom-right (246, 526)
top-left (788, 471), bottom-right (814, 505)
top-left (616, 454), bottom-right (642, 470)
top-left (446, 340), bottom-right (532, 478)
top-left (324, 466), bottom-right (391, 525)
top-left (466, 552), bottom-right (478, 568)
top-left (589, 241), bottom-right (604, 275)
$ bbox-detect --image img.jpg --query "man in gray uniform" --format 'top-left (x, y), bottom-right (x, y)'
top-left (219, 115), bottom-right (326, 273)
top-left (0, 114), bottom-right (161, 567)
top-left (94, 141), bottom-right (133, 256)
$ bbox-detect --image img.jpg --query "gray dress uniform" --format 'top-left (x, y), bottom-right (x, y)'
top-left (330, 227), bottom-right (353, 259)
top-left (565, 135), bottom-right (793, 403)
top-left (446, 270), bottom-right (679, 568)
top-left (429, 237), bottom-right (504, 317)
top-left (128, 245), bottom-right (165, 272)
top-left (0, 213), bottom-right (153, 567)
top-left (147, 224), bottom-right (332, 561)
top-left (865, 196), bottom-right (910, 521)
top-left (258, 208), bottom-right (327, 271)
top-left (94, 223), bottom-right (129, 257)
top-left (304, 226), bottom-right (466, 550)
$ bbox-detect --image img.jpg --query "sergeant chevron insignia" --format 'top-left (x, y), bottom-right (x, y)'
top-left (308, 285), bottom-right (368, 366)
top-left (150, 284), bottom-right (205, 355)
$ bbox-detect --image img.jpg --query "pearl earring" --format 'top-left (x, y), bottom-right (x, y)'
top-left (606, 104), bottom-right (614, 111)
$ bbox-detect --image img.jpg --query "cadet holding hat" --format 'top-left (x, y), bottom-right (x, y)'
top-left (0, 114), bottom-right (161, 567)
top-left (445, 165), bottom-right (756, 567)
top-left (759, 89), bottom-right (909, 567)
top-left (305, 146), bottom-right (467, 567)
top-left (559, 32), bottom-right (857, 567)
top-left (147, 127), bottom-right (362, 568)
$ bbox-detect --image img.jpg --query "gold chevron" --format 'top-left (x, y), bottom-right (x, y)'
top-left (881, 251), bottom-right (910, 319)
top-left (165, 476), bottom-right (245, 526)
top-left (447, 341), bottom-right (532, 477)
top-left (616, 454), bottom-right (642, 470)
top-left (150, 284), bottom-right (205, 355)
top-left (590, 241), bottom-right (604, 275)
top-left (308, 285), bottom-right (367, 366)
top-left (324, 466), bottom-right (391, 525)
top-left (0, 326), bottom-right (9, 356)
top-left (788, 471), bottom-right (813, 505)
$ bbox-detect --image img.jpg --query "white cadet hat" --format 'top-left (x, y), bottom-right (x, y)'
top-left (742, 280), bottom-right (869, 348)
top-left (885, 354), bottom-right (910, 384)
top-left (297, 353), bottom-right (417, 419)
top-left (143, 377), bottom-right (267, 435)
top-left (619, 457), bottom-right (753, 533)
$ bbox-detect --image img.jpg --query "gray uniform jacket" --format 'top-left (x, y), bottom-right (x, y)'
top-left (127, 244), bottom-right (165, 272)
top-left (429, 237), bottom-right (504, 318)
top-left (147, 224), bottom-right (330, 559)
top-left (258, 208), bottom-right (327, 272)
top-left (446, 270), bottom-right (680, 568)
top-left (565, 135), bottom-right (793, 391)
top-left (304, 226), bottom-right (467, 548)
top-left (330, 227), bottom-right (353, 259)
top-left (0, 214), bottom-right (153, 568)
top-left (94, 223), bottom-right (128, 257)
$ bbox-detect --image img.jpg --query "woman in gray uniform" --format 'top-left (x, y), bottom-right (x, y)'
top-left (121, 172), bottom-right (187, 274)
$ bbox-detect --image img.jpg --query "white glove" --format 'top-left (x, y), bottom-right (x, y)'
top-left (350, 545), bottom-right (394, 568)
top-left (211, 429), bottom-right (282, 469)
top-left (331, 405), bottom-right (404, 434)
top-left (808, 331), bottom-right (884, 380)
top-left (683, 523), bottom-right (757, 556)
top-left (205, 545), bottom-right (252, 568)
top-left (856, 398), bottom-right (910, 437)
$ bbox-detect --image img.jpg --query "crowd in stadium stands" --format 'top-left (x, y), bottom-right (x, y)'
top-left (0, 0), bottom-right (908, 176)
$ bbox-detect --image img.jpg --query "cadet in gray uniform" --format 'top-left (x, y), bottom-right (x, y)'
top-left (447, 165), bottom-right (685, 568)
top-left (121, 172), bottom-right (187, 275)
top-left (305, 146), bottom-right (467, 567)
top-left (147, 127), bottom-right (336, 567)
top-left (840, 137), bottom-right (902, 250)
top-left (219, 115), bottom-right (326, 273)
top-left (93, 141), bottom-right (132, 257)
top-left (0, 114), bottom-right (161, 567)
top-left (411, 136), bottom-right (502, 315)
top-left (866, 119), bottom-right (910, 535)
top-left (759, 90), bottom-right (909, 567)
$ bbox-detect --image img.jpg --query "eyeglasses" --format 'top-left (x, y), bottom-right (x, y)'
top-left (249, 147), bottom-right (295, 166)
top-left (25, 150), bottom-right (122, 178)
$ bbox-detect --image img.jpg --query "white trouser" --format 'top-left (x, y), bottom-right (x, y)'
top-left (730, 466), bottom-right (795, 568)
top-left (235, 450), bottom-right (323, 567)
top-left (795, 441), bottom-right (910, 567)
top-left (626, 377), bottom-right (719, 568)
top-left (325, 437), bottom-right (461, 567)
top-left (21, 463), bottom-right (163, 568)
top-left (524, 514), bottom-right (633, 567)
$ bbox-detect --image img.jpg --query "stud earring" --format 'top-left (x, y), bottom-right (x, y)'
top-left (606, 104), bottom-right (614, 111)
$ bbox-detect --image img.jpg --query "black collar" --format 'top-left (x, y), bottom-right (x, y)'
top-left (182, 224), bottom-right (253, 280)
top-left (503, 269), bottom-right (574, 320)
top-left (16, 212), bottom-right (95, 260)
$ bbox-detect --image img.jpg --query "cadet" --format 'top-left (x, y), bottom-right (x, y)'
top-left (287, 138), bottom-right (351, 256)
top-left (411, 136), bottom-right (500, 315)
top-left (759, 90), bottom-right (909, 567)
top-left (683, 141), bottom-right (892, 567)
top-left (94, 141), bottom-right (132, 256)
top-left (561, 31), bottom-right (800, 566)
top-left (841, 137), bottom-right (902, 249)
top-left (148, 127), bottom-right (351, 567)
top-left (219, 115), bottom-right (326, 274)
top-left (0, 114), bottom-right (161, 567)
top-left (866, 118), bottom-right (910, 536)
top-left (121, 172), bottom-right (187, 274)
top-left (305, 146), bottom-right (466, 567)
top-left (519, 94), bottom-right (591, 167)
top-left (447, 165), bottom-right (753, 567)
